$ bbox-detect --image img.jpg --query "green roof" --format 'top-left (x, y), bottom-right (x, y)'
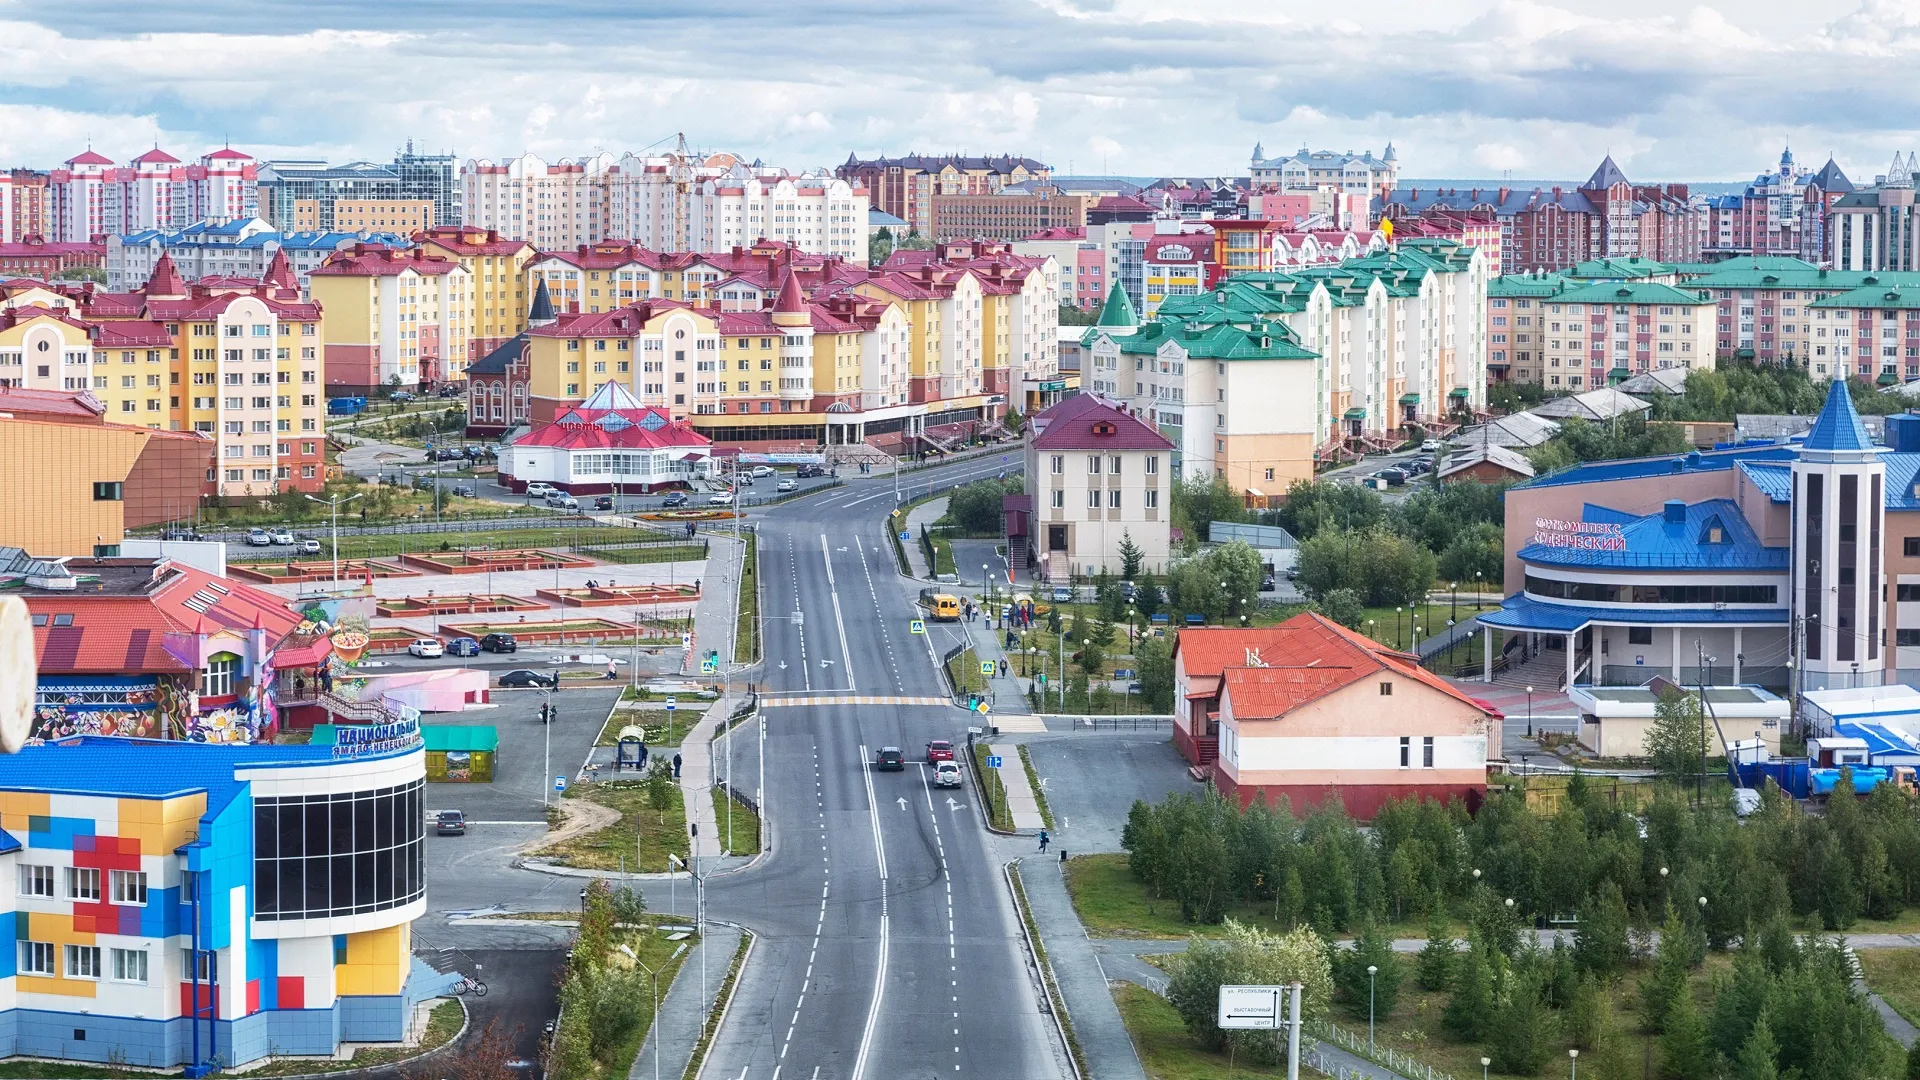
top-left (310, 723), bottom-right (498, 753)
top-left (1564, 257), bottom-right (1675, 281)
top-left (1680, 265), bottom-right (1920, 292)
top-left (1542, 280), bottom-right (1714, 307)
top-left (1095, 279), bottom-right (1138, 327)
top-left (1117, 312), bottom-right (1319, 361)
top-left (1489, 273), bottom-right (1571, 298)
top-left (1670, 256), bottom-right (1820, 278)
top-left (1809, 284), bottom-right (1920, 310)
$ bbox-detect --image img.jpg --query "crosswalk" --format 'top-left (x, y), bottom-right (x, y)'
top-left (759, 694), bottom-right (952, 708)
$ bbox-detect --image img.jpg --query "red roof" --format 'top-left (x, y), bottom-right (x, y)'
top-left (203, 147), bottom-right (253, 161)
top-left (66, 150), bottom-right (114, 167)
top-left (773, 270), bottom-right (807, 315)
top-left (1030, 394), bottom-right (1173, 451)
top-left (517, 403), bottom-right (710, 452)
top-left (415, 227), bottom-right (530, 256)
top-left (311, 247), bottom-right (459, 278)
top-left (94, 320), bottom-right (173, 347)
top-left (26, 561), bottom-right (300, 675)
top-left (1211, 613), bottom-right (1494, 721)
top-left (132, 148), bottom-right (180, 166)
top-left (1021, 227), bottom-right (1086, 241)
top-left (0, 386), bottom-right (105, 419)
top-left (1144, 235), bottom-right (1213, 263)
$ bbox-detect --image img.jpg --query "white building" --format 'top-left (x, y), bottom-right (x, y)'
top-left (1016, 393), bottom-right (1173, 582)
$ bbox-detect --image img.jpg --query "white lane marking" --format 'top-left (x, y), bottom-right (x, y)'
top-left (852, 743), bottom-right (891, 1080)
top-left (787, 535), bottom-right (812, 692)
top-left (775, 746), bottom-right (831, 1070)
top-left (820, 533), bottom-right (857, 692)
top-left (919, 762), bottom-right (964, 1070)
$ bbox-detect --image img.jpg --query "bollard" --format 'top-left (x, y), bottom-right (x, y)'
top-left (1059, 849), bottom-right (1068, 863)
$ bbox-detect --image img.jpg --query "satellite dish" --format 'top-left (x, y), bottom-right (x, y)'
top-left (0, 597), bottom-right (31, 753)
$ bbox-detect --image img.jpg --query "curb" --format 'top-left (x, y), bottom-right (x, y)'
top-left (965, 733), bottom-right (1016, 836)
top-left (1006, 862), bottom-right (1085, 1080)
top-left (237, 994), bottom-right (470, 1080)
top-left (689, 921), bottom-right (756, 1080)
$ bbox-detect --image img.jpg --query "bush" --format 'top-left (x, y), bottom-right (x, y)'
top-left (1164, 921), bottom-right (1333, 1061)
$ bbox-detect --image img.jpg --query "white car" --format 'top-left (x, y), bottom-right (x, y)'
top-left (750, 465), bottom-right (775, 477)
top-left (525, 482), bottom-right (557, 499)
top-left (546, 493), bottom-right (580, 510)
top-left (933, 761), bottom-right (963, 788)
top-left (245, 528), bottom-right (272, 546)
top-left (776, 478), bottom-right (797, 492)
top-left (296, 538), bottom-right (322, 555)
top-left (408, 638), bottom-right (444, 659)
top-left (1420, 439), bottom-right (1443, 452)
top-left (270, 528), bottom-right (295, 545)
top-left (708, 491), bottom-right (734, 506)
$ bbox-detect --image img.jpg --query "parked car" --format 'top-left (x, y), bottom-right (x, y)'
top-left (1261, 575), bottom-right (1276, 592)
top-left (408, 638), bottom-right (444, 658)
top-left (1050, 586), bottom-right (1073, 603)
top-left (498, 669), bottom-right (556, 688)
top-left (777, 478), bottom-right (797, 492)
top-left (708, 492), bottom-right (734, 506)
top-left (435, 810), bottom-right (467, 836)
top-left (875, 746), bottom-right (905, 771)
top-left (1376, 468), bottom-right (1407, 486)
top-left (479, 633), bottom-right (518, 653)
top-left (796, 464), bottom-right (824, 478)
top-left (1421, 439), bottom-right (1443, 452)
top-left (245, 528), bottom-right (272, 546)
top-left (452, 485), bottom-right (475, 498)
top-left (270, 528), bottom-right (295, 545)
top-left (546, 493), bottom-right (580, 510)
top-left (933, 761), bottom-right (963, 788)
top-left (296, 537), bottom-right (322, 555)
top-left (750, 465), bottom-right (775, 477)
top-left (661, 491), bottom-right (690, 508)
top-left (1120, 581), bottom-right (1138, 602)
top-left (926, 739), bottom-right (955, 763)
top-left (593, 495), bottom-right (615, 510)
top-left (163, 528), bottom-right (204, 541)
top-left (446, 637), bottom-right (481, 657)
top-left (524, 482), bottom-right (557, 499)
top-left (438, 384), bottom-right (463, 398)
top-left (389, 390), bottom-right (416, 403)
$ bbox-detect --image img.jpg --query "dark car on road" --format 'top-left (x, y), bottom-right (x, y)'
top-left (875, 747), bottom-right (905, 771)
top-left (796, 464), bottom-right (825, 478)
top-left (446, 637), bottom-right (481, 657)
top-left (498, 669), bottom-right (556, 688)
top-left (435, 810), bottom-right (467, 836)
top-left (593, 495), bottom-right (615, 510)
top-left (661, 492), bottom-right (690, 508)
top-left (479, 633), bottom-right (518, 653)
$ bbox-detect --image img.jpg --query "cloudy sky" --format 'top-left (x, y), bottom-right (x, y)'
top-left (3, 0), bottom-right (1915, 184)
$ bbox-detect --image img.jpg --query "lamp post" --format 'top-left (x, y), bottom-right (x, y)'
top-left (1526, 685), bottom-right (1535, 739)
top-left (1482, 1057), bottom-right (1491, 1080)
top-left (1396, 605), bottom-right (1404, 645)
top-left (984, 563), bottom-right (992, 603)
top-left (1569, 1048), bottom-right (1579, 1080)
top-left (303, 491), bottom-right (363, 588)
top-left (634, 955), bottom-right (664, 1080)
top-left (1367, 964), bottom-right (1378, 1054)
top-left (1451, 580), bottom-right (1458, 623)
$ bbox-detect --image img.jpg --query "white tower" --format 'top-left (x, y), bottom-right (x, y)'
top-left (1791, 379), bottom-right (1887, 691)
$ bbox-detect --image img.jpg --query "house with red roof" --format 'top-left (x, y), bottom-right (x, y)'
top-left (1175, 614), bottom-right (1500, 819)
top-left (499, 380), bottom-right (713, 493)
top-left (1017, 394), bottom-right (1172, 582)
top-left (7, 549), bottom-right (314, 744)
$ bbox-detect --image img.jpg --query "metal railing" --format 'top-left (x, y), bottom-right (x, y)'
top-left (1308, 1019), bottom-right (1457, 1080)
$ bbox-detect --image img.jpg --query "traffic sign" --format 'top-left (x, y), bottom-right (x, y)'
top-left (977, 701), bottom-right (991, 715)
top-left (986, 755), bottom-right (1003, 769)
top-left (909, 619), bottom-right (926, 635)
top-left (899, 531), bottom-right (911, 541)
top-left (681, 632), bottom-right (693, 648)
top-left (664, 696), bottom-right (677, 712)
top-left (1217, 985), bottom-right (1284, 1030)
top-left (1037, 673), bottom-right (1048, 687)
top-left (979, 661), bottom-right (994, 675)
top-left (701, 658), bottom-right (718, 675)
top-left (554, 775), bottom-right (568, 792)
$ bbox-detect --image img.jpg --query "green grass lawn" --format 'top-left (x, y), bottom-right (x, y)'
top-left (713, 786), bottom-right (761, 855)
top-left (973, 743), bottom-right (1013, 831)
top-left (1020, 745), bottom-right (1054, 829)
top-left (1114, 982), bottom-right (1297, 1079)
top-left (546, 781), bottom-right (689, 874)
top-left (734, 531), bottom-right (758, 663)
top-left (231, 524), bottom-right (695, 564)
top-left (1860, 949), bottom-right (1920, 1026)
top-left (598, 923), bottom-right (693, 1080)
top-left (946, 648), bottom-right (989, 698)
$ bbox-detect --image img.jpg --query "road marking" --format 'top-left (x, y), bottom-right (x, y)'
top-left (852, 742), bottom-right (890, 1080)
top-left (760, 695), bottom-right (949, 707)
top-left (919, 761), bottom-right (964, 1071)
top-left (820, 533), bottom-right (857, 692)
top-left (775, 747), bottom-right (831, 1072)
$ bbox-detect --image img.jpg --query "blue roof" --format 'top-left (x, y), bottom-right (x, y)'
top-left (1519, 498), bottom-right (1788, 571)
top-left (1738, 460), bottom-right (1793, 503)
top-left (1518, 444), bottom-right (1798, 490)
top-left (0, 736), bottom-right (414, 819)
top-left (1480, 594), bottom-right (1790, 634)
top-left (1803, 379), bottom-right (1877, 452)
top-left (1834, 722), bottom-right (1920, 760)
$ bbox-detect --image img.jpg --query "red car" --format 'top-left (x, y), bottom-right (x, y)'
top-left (926, 739), bottom-right (955, 763)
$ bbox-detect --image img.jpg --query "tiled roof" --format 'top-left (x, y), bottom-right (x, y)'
top-left (517, 390), bottom-right (710, 452)
top-left (1583, 155), bottom-right (1631, 190)
top-left (24, 561), bottom-right (301, 674)
top-left (1528, 387), bottom-right (1653, 422)
top-left (1030, 394), bottom-right (1173, 451)
top-left (1810, 284), bottom-right (1920, 310)
top-left (1518, 498), bottom-right (1787, 572)
top-left (1216, 612), bottom-right (1493, 721)
top-left (1480, 594), bottom-right (1790, 633)
top-left (466, 333), bottom-right (526, 377)
top-left (310, 249), bottom-right (460, 277)
top-left (0, 386), bottom-right (105, 418)
top-left (131, 148), bottom-right (180, 165)
top-left (1739, 460), bottom-right (1792, 503)
top-left (1172, 628), bottom-right (1297, 680)
top-left (65, 150), bottom-right (114, 167)
top-left (1540, 280), bottom-right (1714, 307)
top-left (1517, 443), bottom-right (1798, 490)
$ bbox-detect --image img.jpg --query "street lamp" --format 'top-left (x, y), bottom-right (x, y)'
top-left (1570, 1048), bottom-right (1579, 1080)
top-left (634, 954), bottom-right (664, 1080)
top-left (1482, 1057), bottom-right (1491, 1080)
top-left (1526, 685), bottom-right (1535, 738)
top-left (984, 563), bottom-right (992, 601)
top-left (1451, 581), bottom-right (1458, 623)
top-left (1396, 605), bottom-right (1404, 644)
top-left (303, 491), bottom-right (363, 587)
top-left (1367, 964), bottom-right (1378, 1054)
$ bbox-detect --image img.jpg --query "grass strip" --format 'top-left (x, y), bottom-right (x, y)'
top-left (712, 785), bottom-right (762, 855)
top-left (1019, 744), bottom-right (1055, 830)
top-left (973, 742), bottom-right (1013, 832)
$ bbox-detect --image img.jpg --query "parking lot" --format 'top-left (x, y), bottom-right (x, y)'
top-left (1022, 730), bottom-right (1194, 854)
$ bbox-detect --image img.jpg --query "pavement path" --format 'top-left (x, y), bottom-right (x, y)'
top-left (630, 924), bottom-right (744, 1080)
top-left (1017, 854), bottom-right (1148, 1080)
top-left (991, 743), bottom-right (1047, 831)
top-left (903, 496), bottom-right (949, 579)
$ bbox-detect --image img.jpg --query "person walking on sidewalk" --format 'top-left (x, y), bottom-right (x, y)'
top-left (1038, 829), bottom-right (1050, 853)
top-left (998, 658), bottom-right (1008, 678)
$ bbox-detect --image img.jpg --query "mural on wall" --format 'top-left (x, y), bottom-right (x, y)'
top-left (33, 677), bottom-right (166, 739)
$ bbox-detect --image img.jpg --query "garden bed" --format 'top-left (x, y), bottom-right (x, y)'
top-left (537, 583), bottom-right (701, 608)
top-left (374, 593), bottom-right (546, 617)
top-left (228, 558), bottom-right (418, 582)
top-left (438, 616), bottom-right (676, 646)
top-left (398, 548), bottom-right (595, 575)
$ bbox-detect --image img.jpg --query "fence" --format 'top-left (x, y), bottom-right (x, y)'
top-left (1058, 716), bottom-right (1174, 731)
top-left (1308, 1019), bottom-right (1457, 1080)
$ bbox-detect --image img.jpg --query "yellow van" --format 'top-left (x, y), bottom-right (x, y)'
top-left (928, 594), bottom-right (961, 621)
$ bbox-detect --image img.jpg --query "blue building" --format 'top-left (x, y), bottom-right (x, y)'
top-left (107, 219), bottom-right (412, 293)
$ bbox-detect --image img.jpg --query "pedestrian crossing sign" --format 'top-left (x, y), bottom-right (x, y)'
top-left (701, 658), bottom-right (718, 675)
top-left (980, 661), bottom-right (994, 675)
top-left (909, 619), bottom-right (926, 635)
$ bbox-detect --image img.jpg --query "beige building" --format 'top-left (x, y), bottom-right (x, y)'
top-left (1017, 394), bottom-right (1173, 583)
top-left (308, 245), bottom-right (471, 391)
top-left (1490, 275), bottom-right (1715, 390)
top-left (294, 199), bottom-right (435, 232)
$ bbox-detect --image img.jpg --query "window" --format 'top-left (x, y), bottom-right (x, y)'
top-left (67, 867), bottom-right (100, 902)
top-left (1107, 489), bottom-right (1121, 509)
top-left (17, 865), bottom-right (52, 898)
top-left (66, 945), bottom-right (100, 980)
top-left (1108, 455), bottom-right (1122, 474)
top-left (1423, 736), bottom-right (1435, 768)
top-left (1050, 490), bottom-right (1064, 509)
top-left (1399, 736), bottom-right (1410, 768)
top-left (1145, 489), bottom-right (1158, 509)
top-left (1907, 538), bottom-right (1920, 558)
top-left (1898, 629), bottom-right (1920, 647)
top-left (1145, 456), bottom-right (1159, 475)
top-left (202, 654), bottom-right (238, 698)
top-left (111, 948), bottom-right (147, 984)
top-left (1087, 455), bottom-right (1101, 474)
top-left (252, 779), bottom-right (426, 921)
top-left (1087, 489), bottom-right (1100, 508)
top-left (111, 870), bottom-right (147, 906)
top-left (92, 481), bottom-right (122, 501)
top-left (1379, 682), bottom-right (1393, 696)
top-left (19, 941), bottom-right (53, 976)
top-left (1628, 626), bottom-right (1653, 645)
top-left (183, 949), bottom-right (214, 981)
top-left (1050, 455), bottom-right (1063, 475)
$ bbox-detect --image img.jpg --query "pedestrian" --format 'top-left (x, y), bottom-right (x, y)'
top-left (638, 742), bottom-right (649, 771)
top-left (1038, 829), bottom-right (1050, 853)
top-left (998, 658), bottom-right (1008, 677)
top-left (606, 658), bottom-right (618, 680)
top-left (672, 752), bottom-right (682, 778)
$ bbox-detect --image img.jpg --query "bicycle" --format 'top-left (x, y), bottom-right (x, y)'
top-left (454, 974), bottom-right (488, 997)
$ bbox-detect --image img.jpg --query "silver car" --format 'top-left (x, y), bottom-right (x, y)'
top-left (933, 761), bottom-right (963, 788)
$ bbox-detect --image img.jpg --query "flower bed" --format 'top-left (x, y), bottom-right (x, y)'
top-left (535, 583), bottom-right (701, 608)
top-left (229, 559), bottom-right (419, 584)
top-left (637, 509), bottom-right (735, 522)
top-left (437, 616), bottom-right (676, 646)
top-left (397, 548), bottom-right (595, 575)
top-left (374, 593), bottom-right (547, 617)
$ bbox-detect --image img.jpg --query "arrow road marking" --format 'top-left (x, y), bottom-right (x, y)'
top-left (896, 796), bottom-right (909, 811)
top-left (945, 797), bottom-right (967, 812)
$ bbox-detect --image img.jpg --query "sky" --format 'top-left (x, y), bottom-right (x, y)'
top-left (3, 0), bottom-right (1917, 185)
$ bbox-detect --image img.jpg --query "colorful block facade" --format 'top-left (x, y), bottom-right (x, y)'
top-left (0, 736), bottom-right (444, 1070)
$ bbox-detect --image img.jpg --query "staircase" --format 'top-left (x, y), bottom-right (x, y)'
top-left (1493, 651), bottom-right (1568, 691)
top-left (1188, 736), bottom-right (1219, 782)
top-left (317, 690), bottom-right (412, 726)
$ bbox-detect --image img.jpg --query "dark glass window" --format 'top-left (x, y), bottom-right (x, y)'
top-left (1525, 575), bottom-right (1777, 605)
top-left (252, 779), bottom-right (426, 921)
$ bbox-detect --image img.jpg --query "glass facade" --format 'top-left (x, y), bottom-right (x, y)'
top-left (1524, 575), bottom-right (1778, 606)
top-left (252, 779), bottom-right (424, 921)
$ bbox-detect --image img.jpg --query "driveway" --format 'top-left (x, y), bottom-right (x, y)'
top-left (1023, 730), bottom-right (1194, 854)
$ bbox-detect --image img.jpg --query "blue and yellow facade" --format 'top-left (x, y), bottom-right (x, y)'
top-left (0, 734), bottom-right (447, 1071)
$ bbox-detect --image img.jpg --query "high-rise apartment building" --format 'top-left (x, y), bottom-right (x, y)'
top-left (1249, 143), bottom-right (1399, 203)
top-left (308, 244), bottom-right (471, 391)
top-left (46, 147), bottom-right (259, 241)
top-left (837, 153), bottom-right (1050, 236)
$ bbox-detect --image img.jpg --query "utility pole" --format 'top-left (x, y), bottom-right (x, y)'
top-left (304, 491), bottom-right (363, 588)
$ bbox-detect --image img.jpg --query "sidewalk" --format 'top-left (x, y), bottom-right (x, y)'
top-left (962, 611), bottom-right (1042, 727)
top-left (680, 697), bottom-right (740, 859)
top-left (629, 924), bottom-right (744, 1080)
top-left (903, 496), bottom-right (948, 579)
top-left (990, 743), bottom-right (1045, 831)
top-left (1015, 855), bottom-right (1147, 1080)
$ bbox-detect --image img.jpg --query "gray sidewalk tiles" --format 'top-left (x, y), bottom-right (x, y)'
top-left (629, 924), bottom-right (743, 1080)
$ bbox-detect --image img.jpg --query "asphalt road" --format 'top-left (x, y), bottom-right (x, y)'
top-left (702, 451), bottom-right (1064, 1080)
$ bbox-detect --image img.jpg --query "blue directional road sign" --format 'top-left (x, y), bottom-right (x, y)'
top-left (986, 755), bottom-right (1003, 769)
top-left (554, 775), bottom-right (568, 792)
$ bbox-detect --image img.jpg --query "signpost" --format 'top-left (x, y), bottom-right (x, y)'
top-left (985, 755), bottom-right (1003, 769)
top-left (1216, 984), bottom-right (1303, 1080)
top-left (909, 619), bottom-right (926, 635)
top-left (554, 775), bottom-right (568, 793)
top-left (665, 696), bottom-right (677, 713)
top-left (979, 661), bottom-right (995, 676)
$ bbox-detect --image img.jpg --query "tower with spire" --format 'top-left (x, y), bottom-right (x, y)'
top-left (769, 271), bottom-right (814, 406)
top-left (527, 278), bottom-right (556, 329)
top-left (1791, 379), bottom-right (1887, 690)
